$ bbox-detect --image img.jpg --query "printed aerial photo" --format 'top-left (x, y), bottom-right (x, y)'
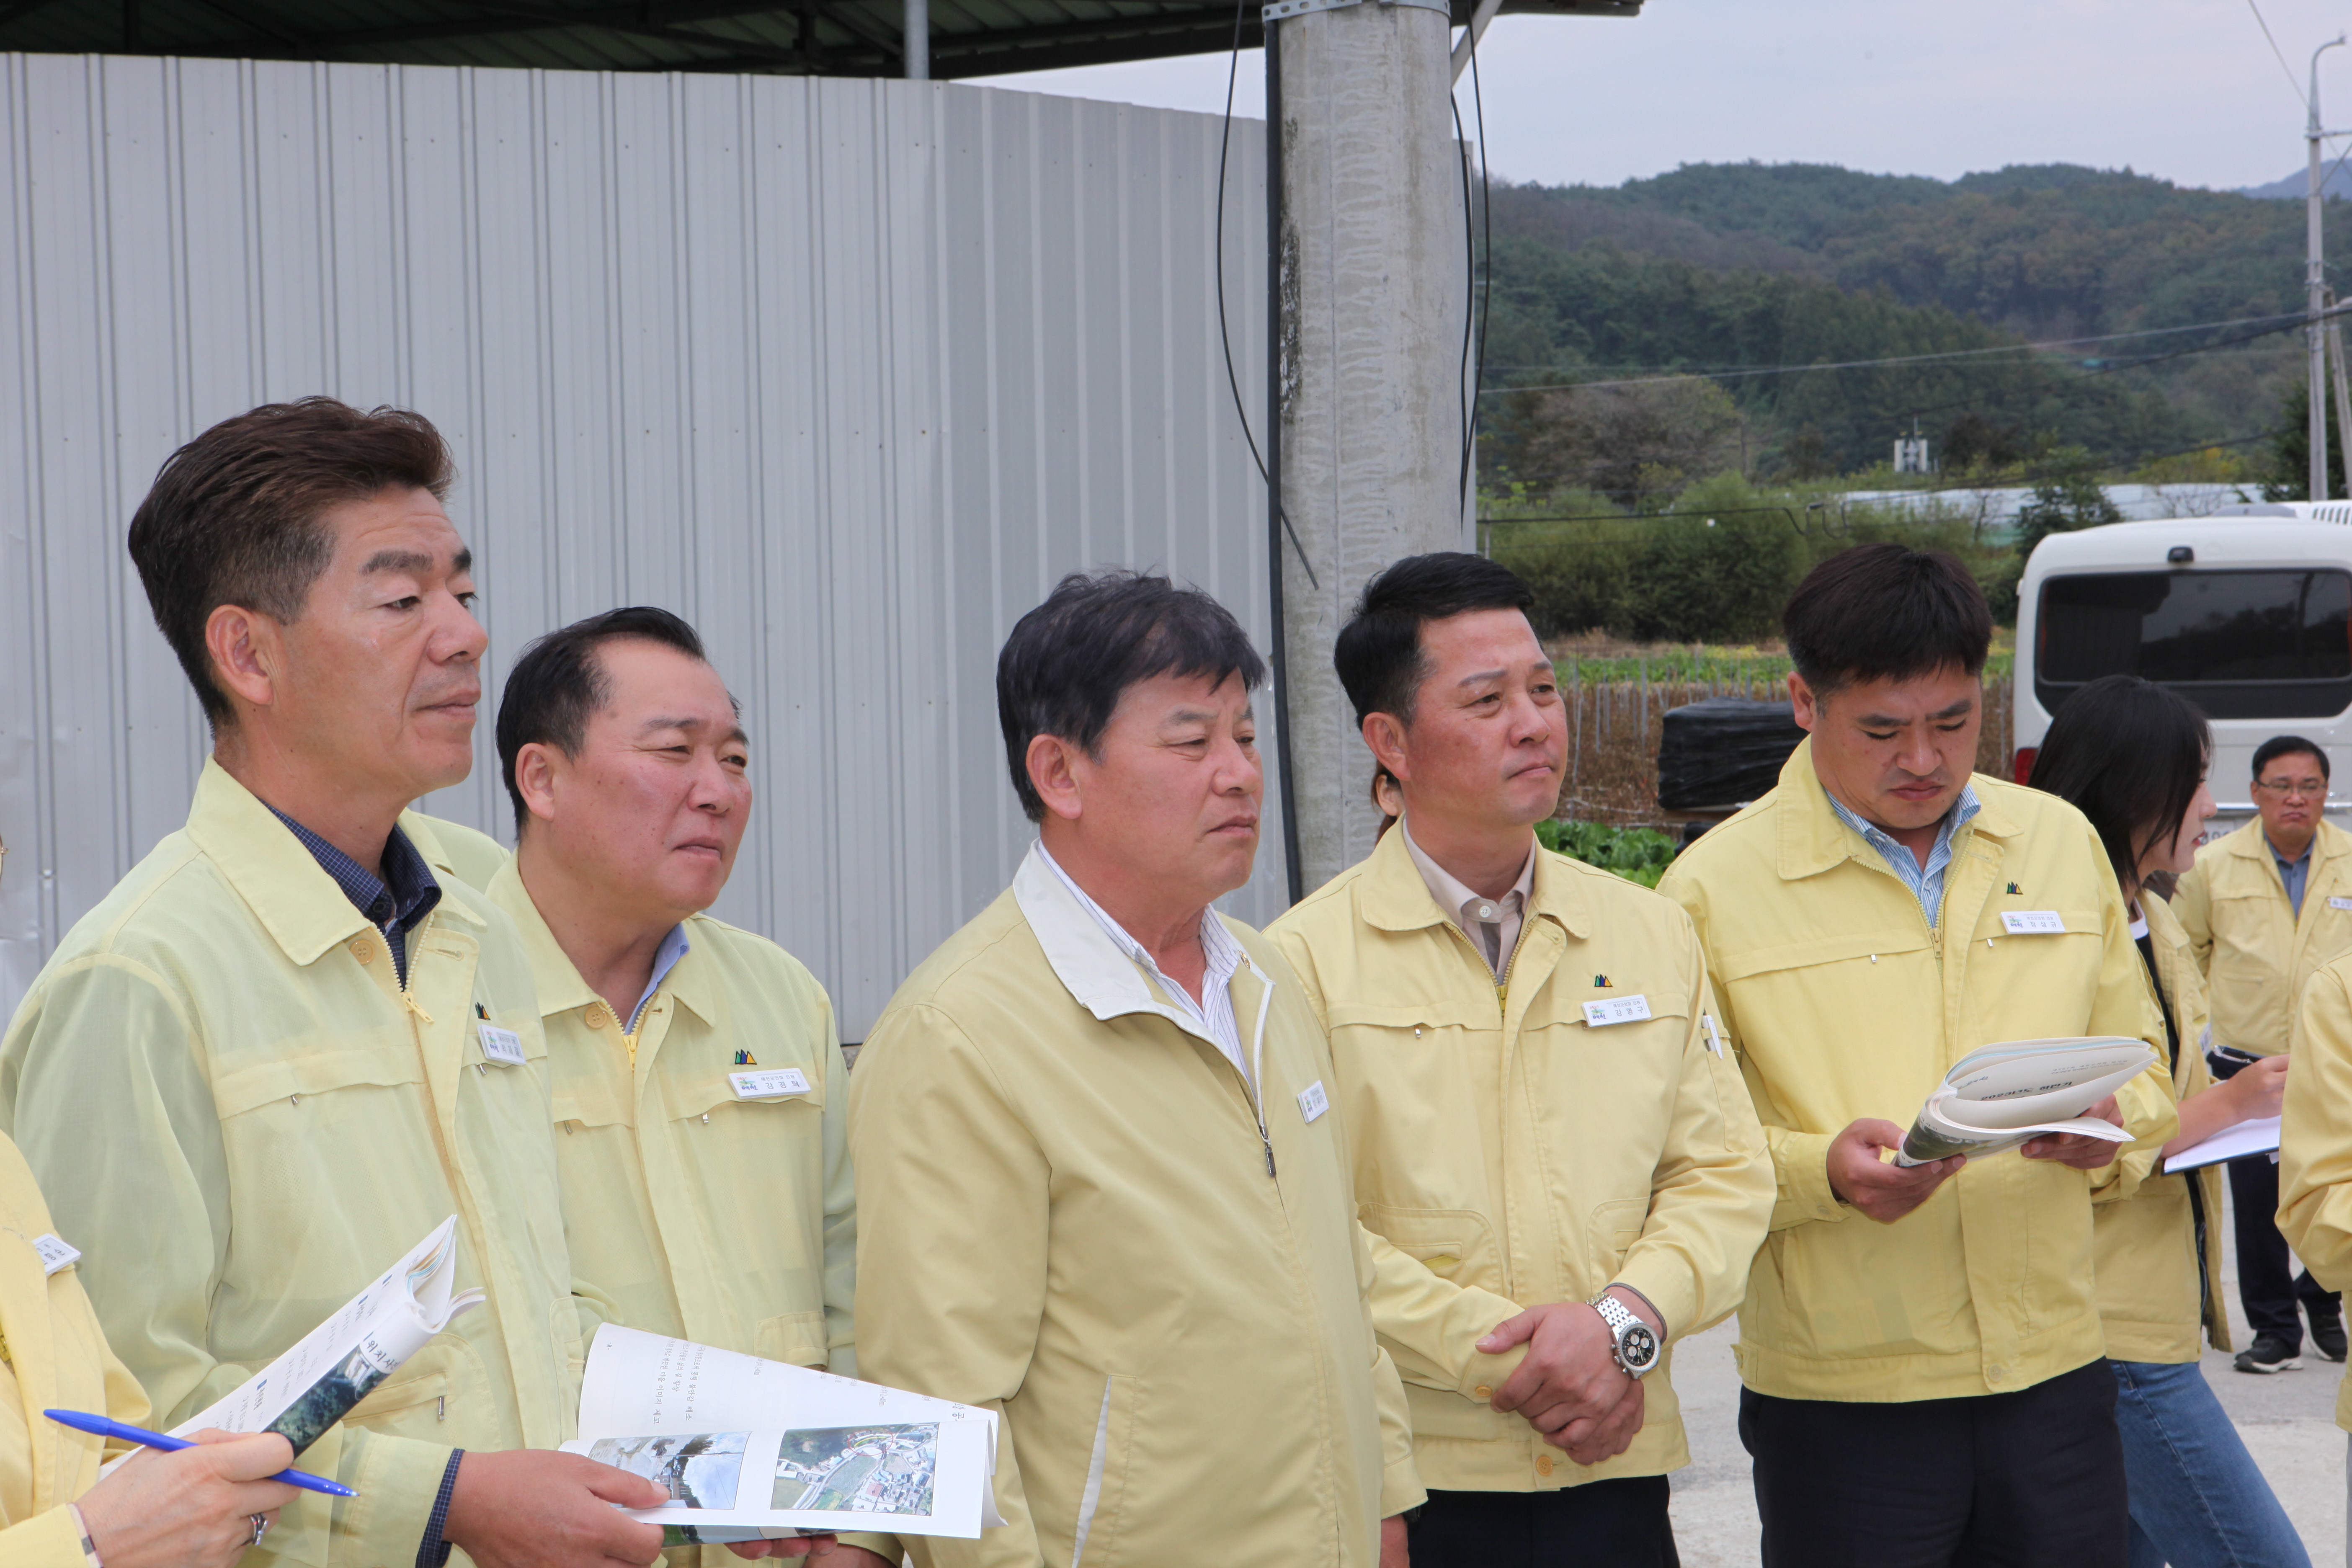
top-left (588, 1431), bottom-right (749, 1509)
top-left (772, 1424), bottom-right (939, 1516)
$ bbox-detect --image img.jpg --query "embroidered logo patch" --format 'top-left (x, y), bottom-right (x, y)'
top-left (733, 1049), bottom-right (758, 1065)
top-left (2006, 882), bottom-right (2022, 895)
top-left (1593, 973), bottom-right (1612, 988)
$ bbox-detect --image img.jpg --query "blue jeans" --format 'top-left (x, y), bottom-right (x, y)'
top-left (2110, 1358), bottom-right (2310, 1568)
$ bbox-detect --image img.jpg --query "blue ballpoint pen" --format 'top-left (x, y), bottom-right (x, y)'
top-left (43, 1409), bottom-right (358, 1498)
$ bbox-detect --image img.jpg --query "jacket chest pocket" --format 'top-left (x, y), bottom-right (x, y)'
top-left (1962, 910), bottom-right (2105, 1030)
top-left (1712, 931), bottom-right (1937, 1108)
top-left (1323, 1001), bottom-right (1491, 1201)
top-left (658, 1065), bottom-right (825, 1135)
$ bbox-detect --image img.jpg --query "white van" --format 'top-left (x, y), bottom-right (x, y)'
top-left (2014, 502), bottom-right (2352, 836)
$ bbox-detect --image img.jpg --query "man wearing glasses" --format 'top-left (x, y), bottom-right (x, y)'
top-left (2176, 735), bottom-right (2350, 1374)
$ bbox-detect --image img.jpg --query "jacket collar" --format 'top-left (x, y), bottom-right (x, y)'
top-left (485, 857), bottom-right (719, 1026)
top-left (2220, 815), bottom-right (2347, 868)
top-left (1356, 818), bottom-right (1592, 939)
top-left (183, 759), bottom-right (481, 968)
top-left (1774, 736), bottom-right (2016, 882)
top-left (1011, 843), bottom-right (1263, 1031)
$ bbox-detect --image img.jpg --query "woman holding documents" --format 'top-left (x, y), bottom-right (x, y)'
top-left (0, 1130), bottom-right (297, 1567)
top-left (2030, 675), bottom-right (2306, 1568)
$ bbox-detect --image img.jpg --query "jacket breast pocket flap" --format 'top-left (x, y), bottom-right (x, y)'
top-left (212, 1045), bottom-right (426, 1120)
top-left (1710, 929), bottom-right (1933, 984)
top-left (1326, 999), bottom-right (1490, 1036)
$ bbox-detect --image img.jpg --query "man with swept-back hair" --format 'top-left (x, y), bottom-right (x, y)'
top-left (1268, 552), bottom-right (1771, 1568)
top-left (485, 606), bottom-right (893, 1568)
top-left (1657, 544), bottom-right (2175, 1567)
top-left (849, 570), bottom-right (1424, 1568)
top-left (1, 398), bottom-right (674, 1568)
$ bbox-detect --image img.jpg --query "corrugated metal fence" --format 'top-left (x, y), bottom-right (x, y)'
top-left (0, 53), bottom-right (1281, 1036)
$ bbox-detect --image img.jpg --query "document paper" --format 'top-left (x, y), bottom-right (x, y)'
top-left (169, 1215), bottom-right (483, 1453)
top-left (1894, 1036), bottom-right (2157, 1167)
top-left (2164, 1114), bottom-right (2282, 1174)
top-left (562, 1323), bottom-right (1002, 1545)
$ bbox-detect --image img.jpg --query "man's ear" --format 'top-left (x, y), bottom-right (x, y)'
top-left (1362, 712), bottom-right (1411, 780)
top-left (513, 741), bottom-right (567, 830)
top-left (1026, 733), bottom-right (1086, 823)
top-left (204, 604), bottom-right (282, 713)
top-left (1787, 673), bottom-right (1819, 735)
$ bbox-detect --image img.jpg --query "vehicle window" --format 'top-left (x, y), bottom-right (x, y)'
top-left (2036, 569), bottom-right (2352, 720)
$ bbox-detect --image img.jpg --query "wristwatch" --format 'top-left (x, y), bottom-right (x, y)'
top-left (1589, 1292), bottom-right (1661, 1380)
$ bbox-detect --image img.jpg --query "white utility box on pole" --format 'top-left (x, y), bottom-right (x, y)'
top-left (1269, 0), bottom-right (1471, 895)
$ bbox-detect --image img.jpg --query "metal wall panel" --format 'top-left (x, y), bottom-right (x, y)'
top-left (0, 52), bottom-right (1280, 1036)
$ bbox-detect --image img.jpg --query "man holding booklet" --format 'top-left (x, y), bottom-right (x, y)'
top-left (1657, 544), bottom-right (2175, 1567)
top-left (849, 572), bottom-right (1423, 1568)
top-left (0, 401), bottom-right (675, 1568)
top-left (480, 606), bottom-right (894, 1567)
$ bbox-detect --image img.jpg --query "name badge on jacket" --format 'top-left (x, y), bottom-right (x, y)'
top-left (1584, 995), bottom-right (1653, 1027)
top-left (730, 1067), bottom-right (812, 1100)
top-left (2000, 910), bottom-right (2066, 935)
top-left (1297, 1080), bottom-right (1330, 1124)
top-left (479, 1024), bottom-right (527, 1066)
top-left (31, 1234), bottom-right (80, 1275)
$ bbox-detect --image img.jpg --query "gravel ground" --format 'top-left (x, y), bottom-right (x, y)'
top-left (1664, 1215), bottom-right (2345, 1566)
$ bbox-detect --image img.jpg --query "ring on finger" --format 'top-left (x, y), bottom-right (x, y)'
top-left (250, 1514), bottom-right (269, 1547)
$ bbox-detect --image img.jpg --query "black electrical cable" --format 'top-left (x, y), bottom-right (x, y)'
top-left (1452, 88), bottom-right (1476, 504)
top-left (1265, 17), bottom-right (1303, 905)
top-left (1467, 36), bottom-right (1491, 494)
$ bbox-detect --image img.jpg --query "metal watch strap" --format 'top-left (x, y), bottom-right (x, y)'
top-left (1589, 1292), bottom-right (1652, 1377)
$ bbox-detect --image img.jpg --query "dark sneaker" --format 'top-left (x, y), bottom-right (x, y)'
top-left (2311, 1313), bottom-right (2349, 1364)
top-left (2235, 1333), bottom-right (2305, 1374)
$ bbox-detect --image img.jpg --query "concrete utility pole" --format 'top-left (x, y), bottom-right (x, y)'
top-left (2310, 37), bottom-right (2343, 501)
top-left (905, 0), bottom-right (929, 78)
top-left (1270, 0), bottom-right (1471, 895)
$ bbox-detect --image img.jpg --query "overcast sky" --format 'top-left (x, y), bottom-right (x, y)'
top-left (970, 0), bottom-right (2352, 193)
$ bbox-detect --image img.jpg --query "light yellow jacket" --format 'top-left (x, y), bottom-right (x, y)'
top-left (1655, 744), bottom-right (2175, 1403)
top-left (848, 848), bottom-right (1422, 1568)
top-left (2174, 818), bottom-right (2352, 1058)
top-left (405, 815), bottom-right (511, 894)
top-left (1266, 827), bottom-right (1772, 1492)
top-left (0, 1133), bottom-right (147, 1568)
top-left (0, 761), bottom-right (588, 1568)
top-left (2095, 892), bottom-right (2231, 1364)
top-left (484, 864), bottom-right (896, 1564)
top-left (2277, 948), bottom-right (2352, 1431)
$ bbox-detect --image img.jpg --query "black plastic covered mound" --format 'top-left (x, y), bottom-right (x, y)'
top-left (1657, 697), bottom-right (1806, 811)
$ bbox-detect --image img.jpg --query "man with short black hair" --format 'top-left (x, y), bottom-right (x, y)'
top-left (1657, 543), bottom-right (2175, 1567)
top-left (487, 606), bottom-right (892, 1567)
top-left (2175, 734), bottom-right (2352, 1372)
top-left (1268, 552), bottom-right (1772, 1568)
top-left (0, 399), bottom-right (671, 1568)
top-left (849, 570), bottom-right (1422, 1568)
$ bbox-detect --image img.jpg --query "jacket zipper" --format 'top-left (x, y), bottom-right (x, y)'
top-left (1247, 972), bottom-right (1277, 1178)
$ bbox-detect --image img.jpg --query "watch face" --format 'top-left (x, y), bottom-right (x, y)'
top-left (1621, 1323), bottom-right (1660, 1372)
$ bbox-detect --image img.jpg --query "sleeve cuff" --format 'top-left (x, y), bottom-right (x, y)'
top-left (1378, 1450), bottom-right (1427, 1519)
top-left (1607, 1267), bottom-right (1695, 1344)
top-left (1769, 1130), bottom-right (1849, 1229)
top-left (414, 1449), bottom-right (466, 1568)
top-left (0, 1506), bottom-right (91, 1568)
top-left (837, 1531), bottom-right (902, 1560)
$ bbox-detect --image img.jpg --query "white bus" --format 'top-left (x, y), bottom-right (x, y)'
top-left (2014, 502), bottom-right (2352, 835)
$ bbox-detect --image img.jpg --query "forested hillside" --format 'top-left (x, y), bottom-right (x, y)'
top-left (1478, 161), bottom-right (2352, 485)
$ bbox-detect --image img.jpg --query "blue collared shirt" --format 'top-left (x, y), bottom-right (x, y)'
top-left (2269, 837), bottom-right (2313, 919)
top-left (266, 807), bottom-right (442, 985)
top-left (1826, 783), bottom-right (1983, 929)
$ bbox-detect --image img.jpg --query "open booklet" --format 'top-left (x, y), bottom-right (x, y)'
top-left (1894, 1037), bottom-right (2159, 1167)
top-left (561, 1324), bottom-right (1003, 1546)
top-left (169, 1216), bottom-right (482, 1452)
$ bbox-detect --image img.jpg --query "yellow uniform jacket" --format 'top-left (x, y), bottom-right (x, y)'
top-left (2278, 948), bottom-right (2352, 1430)
top-left (849, 848), bottom-right (1421, 1568)
top-left (1656, 744), bottom-right (2174, 1403)
top-left (1266, 826), bottom-right (1772, 1492)
top-left (2174, 818), bottom-right (2352, 1058)
top-left (2095, 892), bottom-right (2231, 1364)
top-left (0, 761), bottom-right (586, 1567)
top-left (0, 1133), bottom-right (148, 1567)
top-left (485, 862), bottom-right (895, 1563)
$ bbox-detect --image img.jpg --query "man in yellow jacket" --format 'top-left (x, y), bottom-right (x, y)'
top-left (849, 571), bottom-right (1422, 1568)
top-left (1656, 544), bottom-right (2174, 1568)
top-left (2173, 735), bottom-right (2352, 1372)
top-left (1267, 553), bottom-right (1773, 1568)
top-left (484, 606), bottom-right (893, 1566)
top-left (0, 400), bottom-right (669, 1568)
top-left (2277, 948), bottom-right (2352, 1566)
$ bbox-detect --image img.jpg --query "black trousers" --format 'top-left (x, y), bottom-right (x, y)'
top-left (2225, 1148), bottom-right (2339, 1347)
top-left (1405, 1477), bottom-right (1678, 1568)
top-left (1739, 1359), bottom-right (2128, 1568)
